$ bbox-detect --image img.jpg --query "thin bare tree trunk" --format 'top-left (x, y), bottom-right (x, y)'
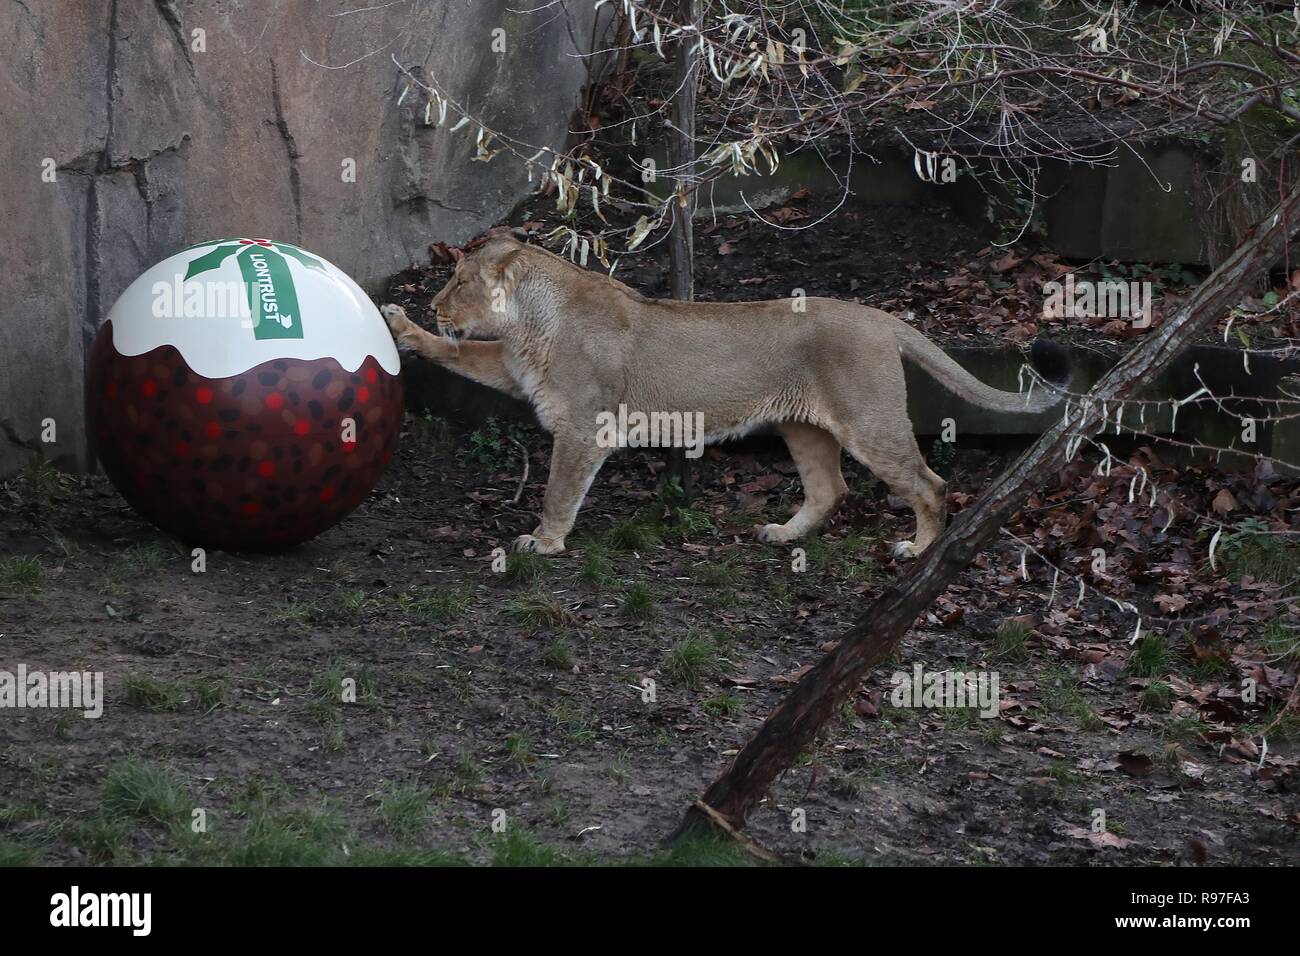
top-left (672, 180), bottom-right (1300, 841)
top-left (665, 0), bottom-right (699, 500)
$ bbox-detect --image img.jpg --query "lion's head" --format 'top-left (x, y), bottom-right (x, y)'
top-left (430, 234), bottom-right (531, 340)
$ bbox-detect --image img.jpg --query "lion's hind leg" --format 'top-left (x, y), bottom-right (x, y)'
top-left (836, 421), bottom-right (946, 558)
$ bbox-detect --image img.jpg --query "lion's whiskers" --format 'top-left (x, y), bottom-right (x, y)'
top-left (437, 322), bottom-right (460, 356)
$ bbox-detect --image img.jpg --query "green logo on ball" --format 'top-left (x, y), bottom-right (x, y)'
top-left (183, 239), bottom-right (326, 340)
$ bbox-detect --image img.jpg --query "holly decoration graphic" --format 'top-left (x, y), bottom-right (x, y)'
top-left (182, 238), bottom-right (327, 340)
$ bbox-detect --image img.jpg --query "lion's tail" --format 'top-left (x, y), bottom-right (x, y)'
top-left (891, 321), bottom-right (1071, 415)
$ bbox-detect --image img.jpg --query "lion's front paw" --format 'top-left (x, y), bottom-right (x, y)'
top-left (756, 522), bottom-right (800, 544)
top-left (891, 540), bottom-right (919, 560)
top-left (379, 304), bottom-right (419, 354)
top-left (512, 533), bottom-right (566, 555)
top-left (380, 303), bottom-right (410, 333)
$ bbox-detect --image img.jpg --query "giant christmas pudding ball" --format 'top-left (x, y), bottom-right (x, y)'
top-left (86, 238), bottom-right (404, 551)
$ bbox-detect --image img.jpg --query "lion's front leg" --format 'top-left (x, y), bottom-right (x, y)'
top-left (380, 304), bottom-right (527, 400)
top-left (513, 434), bottom-right (610, 556)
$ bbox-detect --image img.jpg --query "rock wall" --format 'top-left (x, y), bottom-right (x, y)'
top-left (0, 0), bottom-right (609, 475)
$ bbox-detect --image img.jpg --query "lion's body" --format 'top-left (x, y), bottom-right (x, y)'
top-left (382, 236), bottom-right (1066, 556)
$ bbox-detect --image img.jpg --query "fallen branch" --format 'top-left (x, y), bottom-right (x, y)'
top-left (689, 799), bottom-right (780, 864)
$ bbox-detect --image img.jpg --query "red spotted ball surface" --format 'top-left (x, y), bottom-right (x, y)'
top-left (86, 239), bottom-right (404, 551)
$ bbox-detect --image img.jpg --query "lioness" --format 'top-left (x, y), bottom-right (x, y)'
top-left (381, 234), bottom-right (1069, 557)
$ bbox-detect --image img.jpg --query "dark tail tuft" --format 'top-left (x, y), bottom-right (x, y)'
top-left (1030, 337), bottom-right (1070, 387)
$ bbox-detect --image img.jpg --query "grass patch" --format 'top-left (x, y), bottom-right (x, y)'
top-left (692, 558), bottom-right (744, 588)
top-left (804, 533), bottom-right (873, 579)
top-left (505, 550), bottom-right (549, 585)
top-left (453, 751), bottom-right (484, 792)
top-left (669, 506), bottom-right (716, 540)
top-left (1041, 667), bottom-right (1104, 731)
top-left (1140, 681), bottom-right (1172, 712)
top-left (396, 585), bottom-right (474, 623)
top-left (464, 417), bottom-right (534, 471)
top-left (124, 674), bottom-right (186, 712)
top-left (329, 588), bottom-right (370, 621)
top-left (504, 732), bottom-right (536, 770)
top-left (101, 761), bottom-right (191, 825)
top-left (574, 539), bottom-right (614, 587)
top-left (1128, 633), bottom-right (1171, 678)
top-left (1244, 708), bottom-right (1300, 742)
top-left (702, 692), bottom-right (743, 718)
top-left (492, 828), bottom-right (587, 866)
top-left (191, 677), bottom-right (226, 712)
top-left (505, 591), bottom-right (575, 629)
top-left (196, 804), bottom-right (350, 866)
top-left (119, 541), bottom-right (171, 573)
top-left (548, 701), bottom-right (598, 746)
top-left (992, 619), bottom-right (1032, 661)
top-left (374, 783), bottom-right (431, 838)
top-left (652, 832), bottom-right (757, 867)
top-left (0, 555), bottom-right (45, 593)
top-left (64, 816), bottom-right (130, 864)
top-left (274, 600), bottom-right (323, 626)
top-left (0, 838), bottom-right (39, 866)
top-left (7, 458), bottom-right (64, 507)
top-left (1163, 713), bottom-right (1205, 743)
top-left (621, 582), bottom-right (656, 620)
top-left (309, 658), bottom-right (380, 705)
top-left (541, 638), bottom-right (577, 671)
top-left (1258, 619), bottom-right (1299, 661)
top-left (1220, 526), bottom-right (1300, 593)
top-left (276, 588), bottom-right (371, 627)
top-left (664, 633), bottom-right (722, 690)
top-left (607, 517), bottom-right (662, 552)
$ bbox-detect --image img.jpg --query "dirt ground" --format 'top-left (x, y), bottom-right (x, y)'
top-left (3, 186), bottom-right (1298, 866)
top-left (2, 412), bottom-right (1297, 865)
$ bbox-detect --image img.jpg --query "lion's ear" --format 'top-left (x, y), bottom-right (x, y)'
top-left (495, 249), bottom-right (528, 296)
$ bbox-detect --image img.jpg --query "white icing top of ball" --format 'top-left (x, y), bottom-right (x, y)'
top-left (103, 239), bottom-right (401, 378)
